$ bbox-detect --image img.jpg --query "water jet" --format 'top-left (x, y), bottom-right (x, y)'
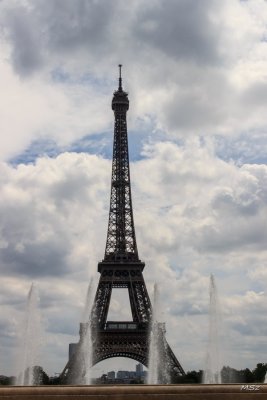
top-left (203, 274), bottom-right (222, 384)
top-left (15, 283), bottom-right (42, 386)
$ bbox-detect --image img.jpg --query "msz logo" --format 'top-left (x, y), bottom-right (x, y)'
top-left (241, 385), bottom-right (261, 391)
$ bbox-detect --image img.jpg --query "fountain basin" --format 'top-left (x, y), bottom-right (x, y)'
top-left (0, 384), bottom-right (267, 399)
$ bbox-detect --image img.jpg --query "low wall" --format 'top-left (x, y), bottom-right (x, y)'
top-left (0, 384), bottom-right (266, 400)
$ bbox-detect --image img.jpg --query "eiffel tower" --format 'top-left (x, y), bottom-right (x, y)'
top-left (61, 66), bottom-right (185, 383)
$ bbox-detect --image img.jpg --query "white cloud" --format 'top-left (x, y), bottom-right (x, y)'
top-left (0, 153), bottom-right (109, 279)
top-left (0, 56), bottom-right (112, 161)
top-left (0, 0), bottom-right (267, 162)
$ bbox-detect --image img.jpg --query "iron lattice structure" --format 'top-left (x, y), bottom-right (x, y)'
top-left (104, 67), bottom-right (138, 261)
top-left (61, 66), bottom-right (185, 383)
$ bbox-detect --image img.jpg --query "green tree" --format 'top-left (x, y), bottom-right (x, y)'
top-left (239, 368), bottom-right (254, 383)
top-left (172, 370), bottom-right (203, 384)
top-left (0, 376), bottom-right (11, 385)
top-left (252, 363), bottom-right (267, 383)
top-left (48, 375), bottom-right (61, 385)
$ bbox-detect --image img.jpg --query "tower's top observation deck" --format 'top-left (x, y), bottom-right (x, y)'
top-left (112, 64), bottom-right (129, 111)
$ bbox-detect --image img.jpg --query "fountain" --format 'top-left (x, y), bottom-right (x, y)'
top-left (148, 284), bottom-right (170, 384)
top-left (15, 283), bottom-right (42, 386)
top-left (67, 278), bottom-right (95, 385)
top-left (79, 278), bottom-right (95, 385)
top-left (148, 283), bottom-right (160, 384)
top-left (203, 274), bottom-right (222, 384)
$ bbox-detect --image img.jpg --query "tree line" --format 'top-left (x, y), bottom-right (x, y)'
top-left (1, 363), bottom-right (267, 385)
top-left (173, 363), bottom-right (267, 384)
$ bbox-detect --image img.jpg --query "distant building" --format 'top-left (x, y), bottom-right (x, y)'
top-left (68, 343), bottom-right (77, 360)
top-left (107, 371), bottom-right (115, 380)
top-left (117, 370), bottom-right (129, 380)
top-left (99, 365), bottom-right (147, 383)
top-left (117, 370), bottom-right (137, 379)
top-left (136, 363), bottom-right (143, 377)
top-left (129, 371), bottom-right (136, 379)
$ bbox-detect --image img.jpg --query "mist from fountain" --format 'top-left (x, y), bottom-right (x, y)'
top-left (79, 278), bottom-right (95, 385)
top-left (147, 283), bottom-right (160, 384)
top-left (15, 283), bottom-right (42, 386)
top-left (147, 283), bottom-right (170, 384)
top-left (203, 274), bottom-right (222, 384)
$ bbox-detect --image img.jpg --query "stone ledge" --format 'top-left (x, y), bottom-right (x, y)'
top-left (0, 384), bottom-right (266, 400)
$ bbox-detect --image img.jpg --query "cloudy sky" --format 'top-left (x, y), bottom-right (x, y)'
top-left (1, 0), bottom-right (267, 378)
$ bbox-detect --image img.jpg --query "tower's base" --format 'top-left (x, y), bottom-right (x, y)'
top-left (1, 384), bottom-right (266, 400)
top-left (60, 322), bottom-right (185, 383)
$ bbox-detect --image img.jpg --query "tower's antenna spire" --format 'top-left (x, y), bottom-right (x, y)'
top-left (118, 64), bottom-right (122, 90)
